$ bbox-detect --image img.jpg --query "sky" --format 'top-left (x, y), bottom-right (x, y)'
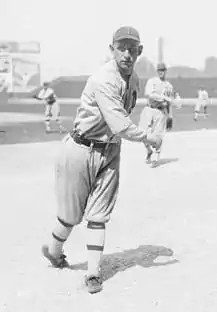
top-left (1, 0), bottom-right (216, 80)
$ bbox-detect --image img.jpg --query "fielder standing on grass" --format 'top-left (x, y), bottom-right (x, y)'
top-left (194, 86), bottom-right (209, 121)
top-left (41, 26), bottom-right (161, 294)
top-left (139, 62), bottom-right (174, 168)
top-left (35, 81), bottom-right (64, 133)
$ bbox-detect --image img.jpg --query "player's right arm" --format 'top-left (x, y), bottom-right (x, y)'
top-left (36, 89), bottom-right (44, 100)
top-left (94, 75), bottom-right (160, 147)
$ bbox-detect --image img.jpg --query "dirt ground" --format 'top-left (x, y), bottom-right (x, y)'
top-left (1, 125), bottom-right (217, 311)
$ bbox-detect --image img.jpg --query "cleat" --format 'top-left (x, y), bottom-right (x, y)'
top-left (85, 275), bottom-right (103, 294)
top-left (151, 160), bottom-right (159, 168)
top-left (41, 245), bottom-right (69, 269)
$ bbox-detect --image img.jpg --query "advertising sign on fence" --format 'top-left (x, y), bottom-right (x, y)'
top-left (0, 41), bottom-right (41, 93)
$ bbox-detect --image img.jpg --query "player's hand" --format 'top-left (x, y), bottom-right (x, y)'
top-left (144, 134), bottom-right (162, 149)
top-left (163, 95), bottom-right (172, 103)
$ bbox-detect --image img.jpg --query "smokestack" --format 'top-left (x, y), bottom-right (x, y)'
top-left (158, 37), bottom-right (164, 63)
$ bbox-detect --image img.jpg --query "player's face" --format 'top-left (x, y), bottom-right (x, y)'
top-left (110, 39), bottom-right (142, 75)
top-left (157, 69), bottom-right (166, 80)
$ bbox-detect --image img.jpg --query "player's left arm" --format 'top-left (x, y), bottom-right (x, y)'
top-left (44, 89), bottom-right (57, 101)
top-left (163, 83), bottom-right (174, 104)
top-left (35, 89), bottom-right (44, 100)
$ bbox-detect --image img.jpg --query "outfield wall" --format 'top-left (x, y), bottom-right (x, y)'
top-left (37, 77), bottom-right (217, 99)
top-left (3, 76), bottom-right (217, 100)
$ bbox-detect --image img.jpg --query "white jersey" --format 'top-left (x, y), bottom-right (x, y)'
top-left (145, 76), bottom-right (173, 106)
top-left (198, 90), bottom-right (209, 103)
top-left (38, 88), bottom-right (56, 100)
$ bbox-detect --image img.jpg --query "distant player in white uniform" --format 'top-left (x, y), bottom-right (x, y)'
top-left (139, 62), bottom-right (174, 167)
top-left (174, 91), bottom-right (182, 109)
top-left (36, 82), bottom-right (63, 132)
top-left (194, 86), bottom-right (209, 121)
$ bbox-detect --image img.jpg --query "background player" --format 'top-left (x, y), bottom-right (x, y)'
top-left (41, 26), bottom-right (161, 294)
top-left (194, 86), bottom-right (209, 121)
top-left (174, 91), bottom-right (182, 109)
top-left (139, 62), bottom-right (174, 167)
top-left (35, 81), bottom-right (63, 132)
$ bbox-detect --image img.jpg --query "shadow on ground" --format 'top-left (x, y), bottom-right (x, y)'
top-left (68, 245), bottom-right (178, 282)
top-left (155, 157), bottom-right (179, 167)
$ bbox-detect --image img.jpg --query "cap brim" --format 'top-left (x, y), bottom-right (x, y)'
top-left (113, 35), bottom-right (140, 42)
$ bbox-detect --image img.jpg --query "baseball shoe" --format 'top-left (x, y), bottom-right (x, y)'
top-left (145, 150), bottom-right (153, 164)
top-left (151, 160), bottom-right (159, 168)
top-left (85, 275), bottom-right (103, 294)
top-left (41, 245), bottom-right (69, 269)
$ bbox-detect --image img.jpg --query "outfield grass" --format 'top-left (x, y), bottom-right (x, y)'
top-left (0, 101), bottom-right (217, 144)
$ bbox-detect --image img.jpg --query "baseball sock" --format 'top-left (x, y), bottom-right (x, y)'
top-left (152, 147), bottom-right (161, 161)
top-left (86, 221), bottom-right (105, 277)
top-left (45, 119), bottom-right (51, 130)
top-left (49, 216), bottom-right (73, 257)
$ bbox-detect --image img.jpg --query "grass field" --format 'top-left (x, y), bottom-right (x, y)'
top-left (1, 101), bottom-right (217, 144)
top-left (1, 101), bottom-right (217, 311)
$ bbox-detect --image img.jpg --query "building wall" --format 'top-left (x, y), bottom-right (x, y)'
top-left (39, 76), bottom-right (217, 99)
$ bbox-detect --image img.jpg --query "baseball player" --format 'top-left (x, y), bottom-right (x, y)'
top-left (139, 62), bottom-right (174, 168)
top-left (194, 86), bottom-right (209, 121)
top-left (36, 81), bottom-right (63, 132)
top-left (174, 92), bottom-right (182, 109)
top-left (41, 26), bottom-right (161, 294)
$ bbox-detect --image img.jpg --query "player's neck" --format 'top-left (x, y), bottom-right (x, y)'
top-left (119, 68), bottom-right (132, 83)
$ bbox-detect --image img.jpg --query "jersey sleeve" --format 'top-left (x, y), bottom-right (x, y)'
top-left (94, 75), bottom-right (146, 142)
top-left (37, 90), bottom-right (44, 99)
top-left (144, 79), bottom-right (153, 96)
top-left (168, 83), bottom-right (174, 97)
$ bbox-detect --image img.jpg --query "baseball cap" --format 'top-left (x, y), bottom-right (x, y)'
top-left (157, 62), bottom-right (167, 71)
top-left (113, 26), bottom-right (140, 43)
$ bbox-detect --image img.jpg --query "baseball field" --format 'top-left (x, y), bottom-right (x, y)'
top-left (1, 100), bottom-right (217, 311)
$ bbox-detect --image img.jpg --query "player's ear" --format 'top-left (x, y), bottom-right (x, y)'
top-left (109, 44), bottom-right (114, 53)
top-left (138, 45), bottom-right (143, 56)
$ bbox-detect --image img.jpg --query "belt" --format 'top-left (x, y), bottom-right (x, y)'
top-left (71, 132), bottom-right (109, 149)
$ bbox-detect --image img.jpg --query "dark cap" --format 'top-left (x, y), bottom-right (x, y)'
top-left (157, 62), bottom-right (167, 71)
top-left (113, 26), bottom-right (140, 43)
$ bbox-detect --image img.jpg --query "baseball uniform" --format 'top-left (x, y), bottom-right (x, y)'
top-left (41, 25), bottom-right (162, 295)
top-left (37, 86), bottom-right (61, 130)
top-left (139, 76), bottom-right (173, 137)
top-left (56, 59), bottom-right (143, 226)
top-left (195, 89), bottom-right (209, 112)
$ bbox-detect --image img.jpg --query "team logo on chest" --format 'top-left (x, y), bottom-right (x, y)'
top-left (122, 88), bottom-right (137, 114)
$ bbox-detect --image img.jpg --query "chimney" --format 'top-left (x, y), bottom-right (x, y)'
top-left (158, 37), bottom-right (164, 63)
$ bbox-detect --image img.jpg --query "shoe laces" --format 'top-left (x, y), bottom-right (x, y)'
top-left (58, 254), bottom-right (68, 267)
top-left (86, 275), bottom-right (102, 285)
